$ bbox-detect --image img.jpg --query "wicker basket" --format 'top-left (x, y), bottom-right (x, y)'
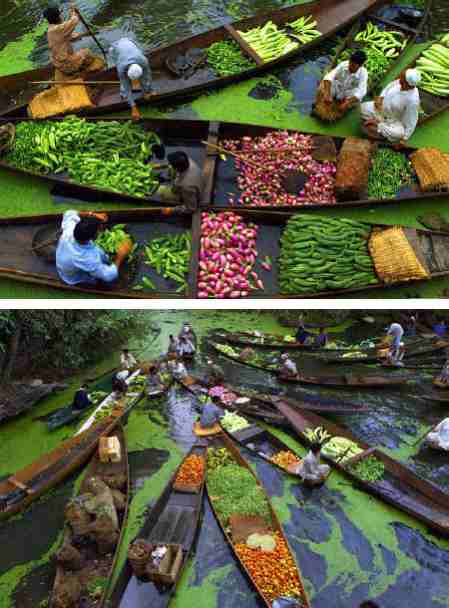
top-left (410, 148), bottom-right (449, 192)
top-left (128, 539), bottom-right (152, 577)
top-left (146, 544), bottom-right (183, 585)
top-left (335, 137), bottom-right (373, 201)
top-left (368, 227), bottom-right (429, 284)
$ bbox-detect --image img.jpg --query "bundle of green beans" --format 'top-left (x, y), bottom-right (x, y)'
top-left (287, 15), bottom-right (321, 45)
top-left (5, 117), bottom-right (161, 197)
top-left (207, 40), bottom-right (255, 76)
top-left (354, 22), bottom-right (407, 58)
top-left (238, 21), bottom-right (299, 62)
top-left (279, 214), bottom-right (377, 294)
top-left (143, 232), bottom-right (191, 293)
top-left (367, 148), bottom-right (414, 199)
top-left (348, 456), bottom-right (385, 482)
top-left (416, 34), bottom-right (449, 97)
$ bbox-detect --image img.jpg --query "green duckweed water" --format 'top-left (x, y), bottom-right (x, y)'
top-left (1, 311), bottom-right (449, 608)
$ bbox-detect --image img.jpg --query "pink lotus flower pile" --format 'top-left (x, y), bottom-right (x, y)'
top-left (198, 211), bottom-right (264, 298)
top-left (222, 131), bottom-right (336, 207)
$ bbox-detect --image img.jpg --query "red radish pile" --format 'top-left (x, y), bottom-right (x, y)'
top-left (222, 131), bottom-right (336, 207)
top-left (198, 211), bottom-right (264, 298)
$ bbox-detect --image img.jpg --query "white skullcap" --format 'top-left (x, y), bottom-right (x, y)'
top-left (405, 69), bottom-right (421, 87)
top-left (127, 63), bottom-right (143, 80)
top-left (281, 353), bottom-right (289, 360)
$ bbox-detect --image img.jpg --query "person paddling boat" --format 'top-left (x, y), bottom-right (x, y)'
top-left (361, 69), bottom-right (421, 148)
top-left (108, 37), bottom-right (154, 122)
top-left (315, 50), bottom-right (368, 121)
top-left (43, 3), bottom-right (105, 79)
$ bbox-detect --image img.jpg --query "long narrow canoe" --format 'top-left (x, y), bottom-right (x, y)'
top-left (325, 338), bottom-right (449, 364)
top-left (109, 444), bottom-right (206, 608)
top-left (215, 329), bottom-right (337, 351)
top-left (1, 381), bottom-right (65, 425)
top-left (273, 399), bottom-right (449, 536)
top-left (211, 342), bottom-right (410, 388)
top-left (0, 413), bottom-right (123, 521)
top-left (327, 1), bottom-right (431, 100)
top-left (206, 433), bottom-right (310, 607)
top-left (50, 424), bottom-right (130, 608)
top-left (3, 119), bottom-right (449, 213)
top-left (0, 208), bottom-right (199, 299)
top-left (0, 0), bottom-right (384, 118)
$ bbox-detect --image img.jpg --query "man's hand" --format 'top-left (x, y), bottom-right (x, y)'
top-left (131, 106), bottom-right (141, 122)
top-left (94, 213), bottom-right (108, 223)
top-left (374, 96), bottom-right (383, 113)
top-left (365, 118), bottom-right (378, 128)
top-left (392, 140), bottom-right (406, 151)
top-left (116, 239), bottom-right (133, 259)
top-left (143, 92), bottom-right (156, 101)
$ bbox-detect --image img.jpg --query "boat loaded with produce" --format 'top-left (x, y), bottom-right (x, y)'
top-left (109, 444), bottom-right (206, 608)
top-left (211, 342), bottom-right (410, 388)
top-left (325, 337), bottom-right (449, 364)
top-left (273, 399), bottom-right (449, 537)
top-left (0, 0), bottom-right (383, 118)
top-left (49, 425), bottom-right (129, 608)
top-left (206, 433), bottom-right (310, 608)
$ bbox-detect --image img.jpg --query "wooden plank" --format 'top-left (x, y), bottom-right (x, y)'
top-left (201, 122), bottom-right (219, 206)
top-left (343, 447), bottom-right (377, 468)
top-left (188, 210), bottom-right (201, 298)
top-left (8, 476), bottom-right (34, 494)
top-left (404, 228), bottom-right (432, 275)
top-left (232, 425), bottom-right (266, 442)
top-left (224, 24), bottom-right (265, 66)
top-left (369, 15), bottom-right (419, 36)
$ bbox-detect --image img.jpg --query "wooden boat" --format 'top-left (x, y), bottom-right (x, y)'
top-left (206, 432), bottom-right (310, 607)
top-left (0, 208), bottom-right (199, 299)
top-left (211, 342), bottom-right (409, 388)
top-left (49, 424), bottom-right (130, 608)
top-left (325, 339), bottom-right (449, 364)
top-left (273, 399), bottom-right (449, 536)
top-left (2, 118), bottom-right (448, 214)
top-left (0, 0), bottom-right (383, 118)
top-left (47, 403), bottom-right (90, 431)
top-left (0, 381), bottom-right (65, 425)
top-left (216, 329), bottom-right (329, 351)
top-left (422, 391), bottom-right (449, 404)
top-left (326, 1), bottom-right (431, 99)
top-left (108, 444), bottom-right (206, 608)
top-left (0, 413), bottom-right (123, 521)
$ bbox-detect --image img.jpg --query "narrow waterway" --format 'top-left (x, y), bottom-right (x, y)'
top-left (1, 311), bottom-right (449, 608)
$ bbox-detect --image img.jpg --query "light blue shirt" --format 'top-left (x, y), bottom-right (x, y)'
top-left (56, 211), bottom-right (118, 286)
top-left (109, 38), bottom-right (152, 107)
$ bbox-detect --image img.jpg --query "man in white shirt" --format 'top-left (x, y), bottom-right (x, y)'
top-left (316, 50), bottom-right (368, 120)
top-left (361, 69), bottom-right (421, 146)
top-left (120, 349), bottom-right (137, 370)
top-left (386, 322), bottom-right (405, 366)
top-left (279, 353), bottom-right (298, 378)
top-left (294, 443), bottom-right (330, 483)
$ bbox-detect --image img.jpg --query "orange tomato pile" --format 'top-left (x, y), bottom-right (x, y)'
top-left (270, 450), bottom-right (301, 470)
top-left (235, 532), bottom-right (305, 604)
top-left (175, 455), bottom-right (205, 487)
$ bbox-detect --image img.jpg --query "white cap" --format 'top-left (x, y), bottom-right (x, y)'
top-left (281, 353), bottom-right (289, 360)
top-left (405, 69), bottom-right (421, 87)
top-left (127, 63), bottom-right (143, 81)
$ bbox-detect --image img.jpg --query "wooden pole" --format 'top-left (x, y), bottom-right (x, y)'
top-left (31, 80), bottom-right (121, 86)
top-left (74, 7), bottom-right (108, 62)
top-left (201, 140), bottom-right (259, 170)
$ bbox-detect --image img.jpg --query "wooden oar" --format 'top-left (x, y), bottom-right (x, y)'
top-left (201, 140), bottom-right (259, 170)
top-left (31, 80), bottom-right (121, 86)
top-left (74, 6), bottom-right (108, 62)
top-left (411, 421), bottom-right (441, 447)
top-left (30, 231), bottom-right (61, 253)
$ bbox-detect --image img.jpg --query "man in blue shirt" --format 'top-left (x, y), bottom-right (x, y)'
top-left (56, 210), bottom-right (132, 286)
top-left (108, 37), bottom-right (153, 121)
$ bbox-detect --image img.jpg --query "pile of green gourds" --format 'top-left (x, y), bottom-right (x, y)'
top-left (238, 21), bottom-right (299, 62)
top-left (288, 15), bottom-right (321, 45)
top-left (207, 40), bottom-right (255, 76)
top-left (367, 148), bottom-right (414, 199)
top-left (416, 34), bottom-right (449, 97)
top-left (279, 215), bottom-right (378, 294)
top-left (141, 232), bottom-right (191, 293)
top-left (5, 117), bottom-right (161, 197)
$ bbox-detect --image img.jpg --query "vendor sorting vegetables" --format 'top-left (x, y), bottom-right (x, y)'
top-left (199, 396), bottom-right (224, 430)
top-left (178, 322), bottom-right (198, 348)
top-left (316, 50), bottom-right (368, 119)
top-left (361, 69), bottom-right (421, 146)
top-left (71, 383), bottom-right (92, 414)
top-left (157, 152), bottom-right (204, 208)
top-left (56, 211), bottom-right (133, 286)
top-left (386, 322), bottom-right (405, 367)
top-left (279, 353), bottom-right (299, 378)
top-left (176, 335), bottom-right (196, 359)
top-left (167, 356), bottom-right (188, 381)
top-left (293, 443), bottom-right (330, 484)
top-left (43, 4), bottom-right (104, 78)
top-left (108, 37), bottom-right (154, 122)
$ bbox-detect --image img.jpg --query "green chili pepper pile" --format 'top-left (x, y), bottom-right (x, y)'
top-left (207, 40), bottom-right (255, 76)
top-left (95, 224), bottom-right (134, 256)
top-left (143, 232), bottom-right (191, 293)
top-left (279, 214), bottom-right (377, 293)
top-left (348, 456), bottom-right (385, 482)
top-left (5, 117), bottom-right (161, 198)
top-left (367, 148), bottom-right (414, 199)
top-left (207, 461), bottom-right (272, 524)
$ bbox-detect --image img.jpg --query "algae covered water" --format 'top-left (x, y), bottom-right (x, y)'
top-left (1, 310), bottom-right (449, 608)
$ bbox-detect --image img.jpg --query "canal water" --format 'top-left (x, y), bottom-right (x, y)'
top-left (1, 310), bottom-right (449, 608)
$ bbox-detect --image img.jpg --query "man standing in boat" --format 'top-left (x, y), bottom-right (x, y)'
top-left (279, 353), bottom-right (298, 378)
top-left (43, 4), bottom-right (104, 78)
top-left (361, 69), bottom-right (421, 147)
top-left (108, 37), bottom-right (154, 122)
top-left (315, 50), bottom-right (368, 121)
top-left (56, 210), bottom-right (133, 286)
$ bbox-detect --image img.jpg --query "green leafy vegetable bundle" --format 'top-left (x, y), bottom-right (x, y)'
top-left (367, 148), bottom-right (414, 199)
top-left (279, 214), bottom-right (377, 293)
top-left (207, 40), bottom-right (255, 76)
top-left (348, 456), bottom-right (385, 482)
top-left (95, 224), bottom-right (134, 256)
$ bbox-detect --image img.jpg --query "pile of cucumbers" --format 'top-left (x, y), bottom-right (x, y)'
top-left (279, 215), bottom-right (378, 294)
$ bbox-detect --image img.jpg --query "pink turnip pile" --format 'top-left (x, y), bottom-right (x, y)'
top-left (198, 211), bottom-right (264, 298)
top-left (222, 131), bottom-right (336, 207)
